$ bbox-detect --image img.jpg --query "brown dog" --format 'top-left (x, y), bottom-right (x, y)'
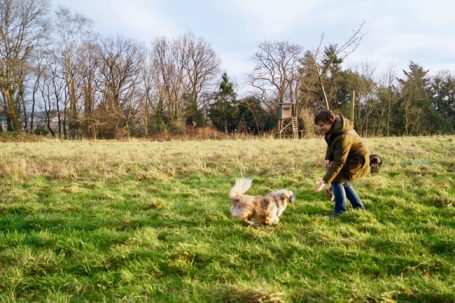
top-left (229, 178), bottom-right (296, 226)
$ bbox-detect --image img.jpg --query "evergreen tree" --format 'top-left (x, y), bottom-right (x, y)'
top-left (208, 73), bottom-right (238, 133)
top-left (397, 62), bottom-right (433, 135)
top-left (152, 99), bottom-right (169, 134)
top-left (375, 84), bottom-right (401, 136)
top-left (236, 96), bottom-right (275, 134)
top-left (183, 93), bottom-right (206, 128)
top-left (430, 72), bottom-right (455, 133)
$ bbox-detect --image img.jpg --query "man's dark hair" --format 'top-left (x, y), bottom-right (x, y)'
top-left (314, 109), bottom-right (336, 125)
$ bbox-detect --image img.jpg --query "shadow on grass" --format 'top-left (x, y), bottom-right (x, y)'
top-left (394, 292), bottom-right (455, 303)
top-left (210, 285), bottom-right (286, 303)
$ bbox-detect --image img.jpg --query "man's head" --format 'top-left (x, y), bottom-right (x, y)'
top-left (314, 109), bottom-right (336, 134)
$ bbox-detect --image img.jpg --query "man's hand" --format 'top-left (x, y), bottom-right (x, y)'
top-left (315, 180), bottom-right (326, 192)
top-left (324, 160), bottom-right (331, 169)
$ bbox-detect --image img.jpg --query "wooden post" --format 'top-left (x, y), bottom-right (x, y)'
top-left (351, 90), bottom-right (355, 125)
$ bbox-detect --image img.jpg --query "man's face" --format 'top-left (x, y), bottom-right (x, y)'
top-left (317, 122), bottom-right (332, 134)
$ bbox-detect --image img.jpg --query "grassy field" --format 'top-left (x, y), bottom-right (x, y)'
top-left (0, 136), bottom-right (454, 302)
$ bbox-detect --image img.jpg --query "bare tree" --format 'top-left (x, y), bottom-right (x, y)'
top-left (0, 0), bottom-right (50, 131)
top-left (78, 40), bottom-right (101, 138)
top-left (29, 53), bottom-right (47, 133)
top-left (249, 41), bottom-right (302, 111)
top-left (181, 32), bottom-right (219, 125)
top-left (380, 66), bottom-right (398, 136)
top-left (304, 21), bottom-right (366, 110)
top-left (39, 51), bottom-right (67, 137)
top-left (350, 61), bottom-right (377, 134)
top-left (40, 78), bottom-right (55, 137)
top-left (151, 36), bottom-right (186, 129)
top-left (53, 7), bottom-right (93, 138)
top-left (96, 36), bottom-right (145, 138)
top-left (140, 53), bottom-right (159, 137)
top-left (150, 33), bottom-right (219, 131)
top-left (38, 56), bottom-right (65, 137)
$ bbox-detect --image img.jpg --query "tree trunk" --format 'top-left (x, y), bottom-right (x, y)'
top-left (7, 90), bottom-right (21, 131)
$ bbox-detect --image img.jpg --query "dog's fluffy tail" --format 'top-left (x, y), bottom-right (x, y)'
top-left (229, 178), bottom-right (252, 199)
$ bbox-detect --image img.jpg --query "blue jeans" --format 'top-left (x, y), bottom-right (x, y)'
top-left (331, 182), bottom-right (365, 216)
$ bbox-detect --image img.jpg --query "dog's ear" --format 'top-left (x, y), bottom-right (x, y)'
top-left (290, 192), bottom-right (296, 203)
top-left (279, 190), bottom-right (296, 204)
top-left (284, 191), bottom-right (296, 208)
top-left (281, 191), bottom-right (296, 203)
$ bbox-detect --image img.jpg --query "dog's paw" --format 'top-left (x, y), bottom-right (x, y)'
top-left (265, 217), bottom-right (280, 225)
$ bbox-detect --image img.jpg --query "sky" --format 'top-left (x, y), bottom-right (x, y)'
top-left (52, 0), bottom-right (455, 91)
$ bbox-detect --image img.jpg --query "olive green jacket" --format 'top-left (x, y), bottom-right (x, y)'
top-left (323, 116), bottom-right (370, 184)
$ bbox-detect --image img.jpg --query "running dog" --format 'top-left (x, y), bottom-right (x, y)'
top-left (229, 178), bottom-right (296, 226)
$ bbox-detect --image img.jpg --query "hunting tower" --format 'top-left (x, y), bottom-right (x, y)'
top-left (277, 102), bottom-right (298, 139)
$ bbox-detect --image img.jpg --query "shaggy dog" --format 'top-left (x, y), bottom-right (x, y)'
top-left (229, 178), bottom-right (296, 226)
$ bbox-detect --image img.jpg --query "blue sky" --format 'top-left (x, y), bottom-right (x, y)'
top-left (52, 0), bottom-right (455, 88)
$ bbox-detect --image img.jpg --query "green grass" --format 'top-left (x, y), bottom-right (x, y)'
top-left (0, 136), bottom-right (454, 302)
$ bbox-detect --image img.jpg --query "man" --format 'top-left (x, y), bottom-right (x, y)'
top-left (314, 109), bottom-right (370, 217)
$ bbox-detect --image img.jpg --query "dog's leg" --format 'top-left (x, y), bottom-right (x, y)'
top-left (270, 216), bottom-right (280, 225)
top-left (264, 215), bottom-right (279, 225)
top-left (241, 216), bottom-right (256, 226)
top-left (244, 218), bottom-right (261, 227)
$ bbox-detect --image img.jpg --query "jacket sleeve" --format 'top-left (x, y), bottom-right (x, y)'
top-left (322, 135), bottom-right (352, 183)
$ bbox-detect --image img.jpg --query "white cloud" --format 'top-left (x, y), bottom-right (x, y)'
top-left (53, 0), bottom-right (455, 82)
top-left (350, 9), bottom-right (455, 77)
top-left (109, 0), bottom-right (180, 40)
top-left (229, 0), bottom-right (318, 37)
top-left (54, 0), bottom-right (181, 42)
